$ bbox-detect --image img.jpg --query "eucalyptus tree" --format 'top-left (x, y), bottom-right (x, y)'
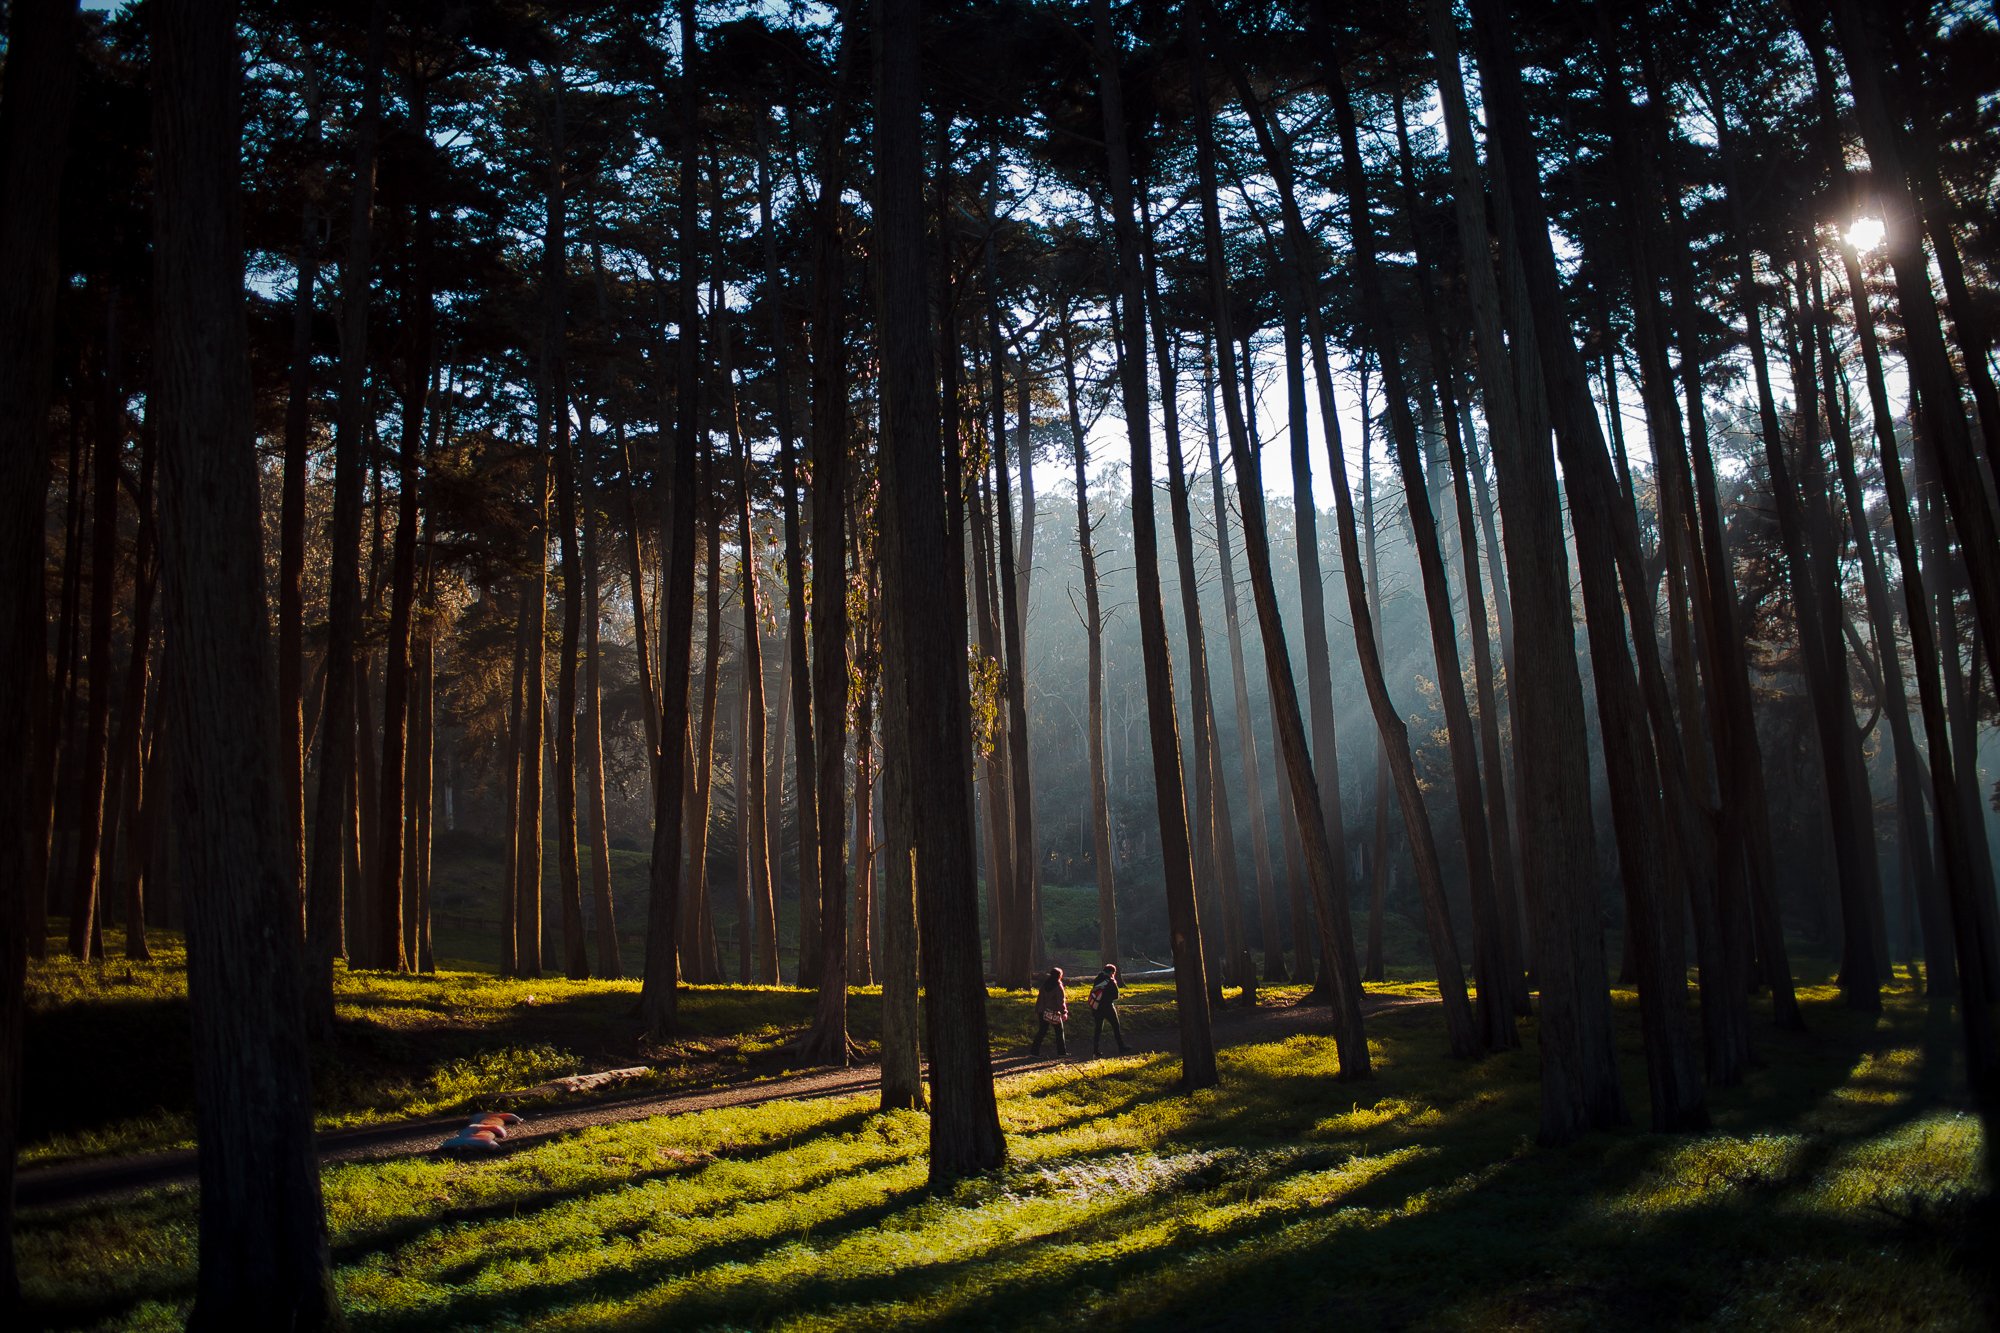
top-left (1092, 0), bottom-right (1217, 1089)
top-left (1313, 4), bottom-right (1514, 1053)
top-left (151, 0), bottom-right (339, 1320)
top-left (797, 4), bottom-right (864, 1063)
top-left (876, 0), bottom-right (1004, 1171)
top-left (1455, 0), bottom-right (1629, 1143)
top-left (1052, 264), bottom-right (1120, 965)
top-left (308, 0), bottom-right (388, 1000)
top-left (638, 0), bottom-right (705, 1038)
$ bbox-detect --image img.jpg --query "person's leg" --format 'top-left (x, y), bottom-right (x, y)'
top-left (1055, 1020), bottom-right (1067, 1056)
top-left (1031, 1018), bottom-right (1047, 1055)
top-left (1093, 1008), bottom-right (1105, 1055)
top-left (1110, 1006), bottom-right (1127, 1052)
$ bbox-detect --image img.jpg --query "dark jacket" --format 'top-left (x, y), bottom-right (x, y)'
top-left (1088, 971), bottom-right (1120, 1010)
top-left (1036, 974), bottom-right (1069, 1022)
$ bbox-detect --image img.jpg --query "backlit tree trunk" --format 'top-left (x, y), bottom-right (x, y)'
top-left (582, 448), bottom-right (620, 978)
top-left (1138, 198), bottom-right (1228, 1003)
top-left (1460, 0), bottom-right (1628, 1141)
top-left (1062, 320), bottom-right (1118, 966)
top-left (307, 0), bottom-right (386, 1005)
top-left (800, 19), bottom-right (857, 1056)
top-left (1093, 0), bottom-right (1216, 1089)
top-left (988, 260), bottom-right (1040, 983)
top-left (1316, 30), bottom-right (1505, 1053)
top-left (875, 0), bottom-right (1000, 1166)
top-left (1208, 388), bottom-right (1280, 987)
top-left (638, 0), bottom-right (705, 1038)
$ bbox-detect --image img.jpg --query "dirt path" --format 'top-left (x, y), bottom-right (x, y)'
top-left (19, 991), bottom-right (1434, 1211)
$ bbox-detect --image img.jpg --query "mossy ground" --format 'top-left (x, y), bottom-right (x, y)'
top-left (22, 933), bottom-right (1197, 1167)
top-left (20, 956), bottom-right (1993, 1331)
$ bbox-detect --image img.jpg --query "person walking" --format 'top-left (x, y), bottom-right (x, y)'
top-left (1088, 962), bottom-right (1129, 1055)
top-left (1030, 966), bottom-right (1069, 1057)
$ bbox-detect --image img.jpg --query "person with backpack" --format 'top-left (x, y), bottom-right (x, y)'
top-left (1088, 962), bottom-right (1128, 1056)
top-left (1030, 966), bottom-right (1069, 1057)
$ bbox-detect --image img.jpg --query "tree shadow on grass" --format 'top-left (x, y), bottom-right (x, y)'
top-left (22, 987), bottom-right (1988, 1331)
top-left (339, 1106), bottom-right (891, 1272)
top-left (363, 1179), bottom-right (939, 1333)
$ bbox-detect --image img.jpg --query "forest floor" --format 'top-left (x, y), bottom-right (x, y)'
top-left (23, 933), bottom-right (1349, 1170)
top-left (19, 949), bottom-right (1995, 1331)
top-left (18, 977), bottom-right (1429, 1210)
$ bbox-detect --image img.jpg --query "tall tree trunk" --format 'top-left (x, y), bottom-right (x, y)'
top-left (1209, 374), bottom-right (1281, 987)
top-left (553, 319), bottom-right (588, 983)
top-left (875, 0), bottom-right (999, 1160)
top-left (307, 0), bottom-right (386, 1010)
top-left (876, 591), bottom-right (924, 1111)
top-left (514, 448), bottom-right (550, 978)
top-left (1093, 0), bottom-right (1217, 1089)
top-left (500, 599), bottom-right (525, 976)
top-left (150, 1), bottom-right (338, 1319)
top-left (1507, 6), bottom-right (1709, 1130)
top-left (1857, 356), bottom-right (2000, 1175)
top-left (684, 471), bottom-right (724, 985)
top-left (800, 15), bottom-right (858, 1058)
top-left (796, 26), bottom-right (860, 1012)
top-left (637, 0), bottom-right (703, 1038)
top-left (791, 397), bottom-right (822, 990)
top-left (1643, 64), bottom-right (1756, 1066)
top-left (1137, 197), bottom-right (1228, 1005)
top-left (0, 0), bottom-right (79, 1297)
top-left (1921, 461), bottom-right (2000, 982)
top-left (42, 407), bottom-right (88, 962)
top-left (1224, 8), bottom-right (1452, 1062)
top-left (1281, 303), bottom-right (1333, 988)
top-left (971, 464), bottom-right (1017, 975)
top-left (763, 606), bottom-right (789, 984)
top-left (278, 51), bottom-right (323, 916)
top-left (1062, 320), bottom-right (1118, 966)
top-left (728, 366), bottom-right (775, 988)
top-left (1460, 0), bottom-right (1630, 1141)
top-left (69, 294), bottom-right (121, 960)
top-left (1831, 246), bottom-right (1955, 994)
top-left (374, 70), bottom-right (437, 977)
top-left (1360, 366), bottom-right (1390, 987)
top-left (988, 245), bottom-right (1041, 985)
top-left (1791, 46), bottom-right (1951, 992)
top-left (121, 669), bottom-right (162, 961)
top-left (410, 599), bottom-right (435, 974)
top-left (1280, 778), bottom-right (1312, 982)
top-left (850, 608), bottom-right (877, 987)
top-left (1013, 356), bottom-right (1047, 971)
top-left (755, 110), bottom-right (820, 996)
top-left (111, 442), bottom-right (158, 960)
top-left (1388, 96), bottom-right (1530, 1021)
top-left (582, 474), bottom-right (620, 978)
top-left (1717, 125), bottom-right (1881, 1012)
top-left (1314, 34), bottom-right (1507, 1053)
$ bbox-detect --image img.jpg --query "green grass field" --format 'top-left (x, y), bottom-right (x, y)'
top-left (21, 932), bottom-right (1212, 1168)
top-left (19, 947), bottom-right (1994, 1331)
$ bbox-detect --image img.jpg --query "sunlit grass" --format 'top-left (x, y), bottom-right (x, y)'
top-left (22, 930), bottom-right (1208, 1167)
top-left (19, 977), bottom-right (1991, 1331)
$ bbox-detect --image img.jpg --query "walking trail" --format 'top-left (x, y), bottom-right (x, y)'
top-left (20, 990), bottom-right (1435, 1210)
